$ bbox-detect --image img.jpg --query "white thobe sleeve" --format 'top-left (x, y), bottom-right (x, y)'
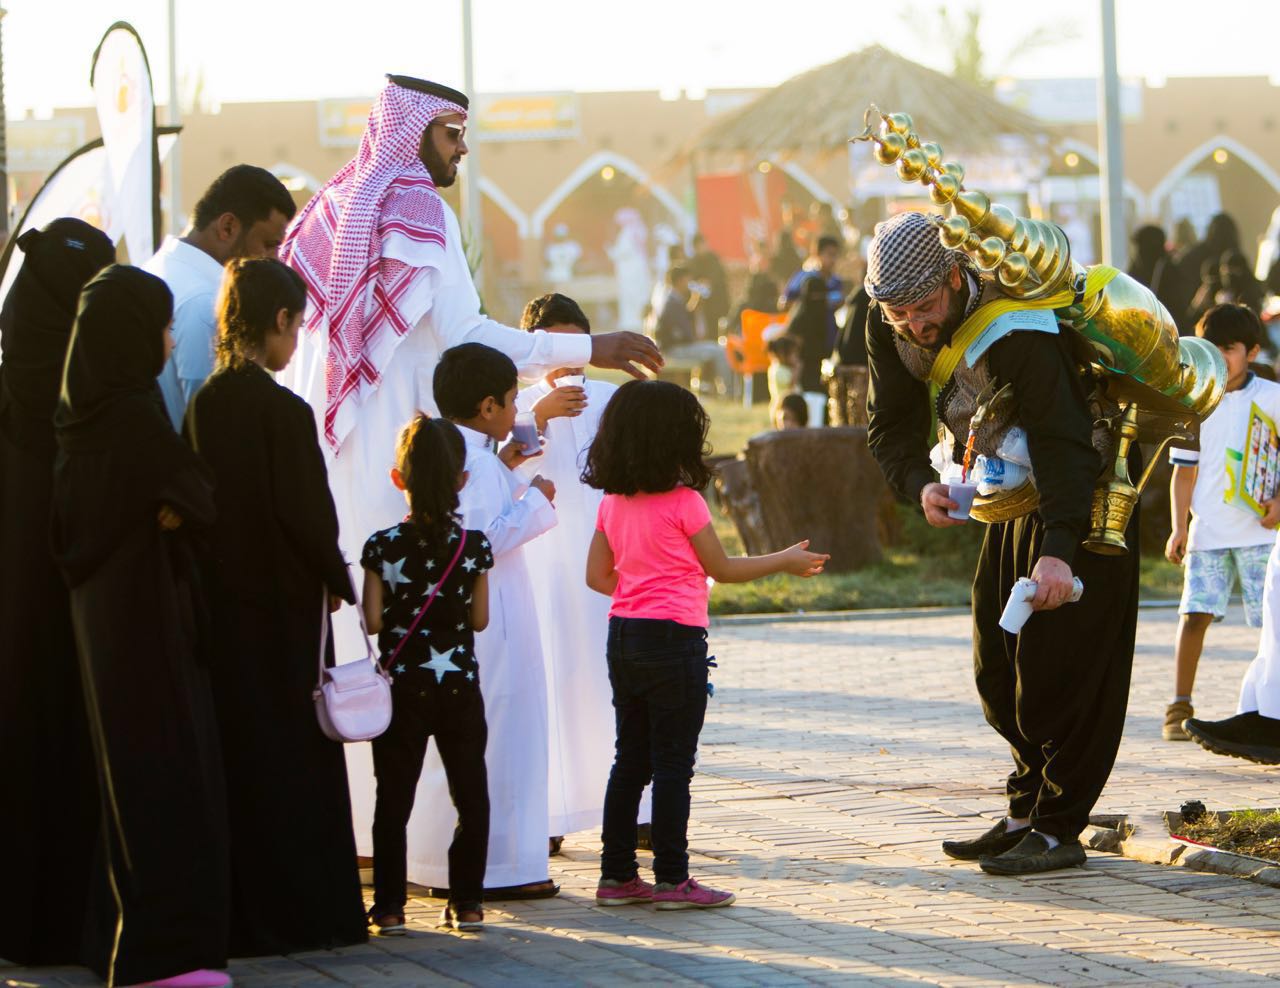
top-left (431, 209), bottom-right (592, 376)
top-left (459, 456), bottom-right (557, 559)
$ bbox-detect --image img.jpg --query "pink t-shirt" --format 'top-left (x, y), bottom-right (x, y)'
top-left (596, 486), bottom-right (713, 628)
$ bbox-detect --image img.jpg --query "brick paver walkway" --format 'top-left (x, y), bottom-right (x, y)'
top-left (7, 606), bottom-right (1280, 987)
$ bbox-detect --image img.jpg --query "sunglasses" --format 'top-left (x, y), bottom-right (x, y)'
top-left (440, 121), bottom-right (467, 141)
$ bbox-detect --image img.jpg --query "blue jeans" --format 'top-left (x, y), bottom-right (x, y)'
top-left (600, 616), bottom-right (710, 885)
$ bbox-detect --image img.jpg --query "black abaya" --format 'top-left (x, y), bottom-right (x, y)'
top-left (186, 361), bottom-right (367, 955)
top-left (0, 219), bottom-right (115, 966)
top-left (52, 265), bottom-right (229, 985)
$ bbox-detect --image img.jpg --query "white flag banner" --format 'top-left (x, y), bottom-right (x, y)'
top-left (90, 22), bottom-right (159, 263)
top-left (0, 132), bottom-right (177, 318)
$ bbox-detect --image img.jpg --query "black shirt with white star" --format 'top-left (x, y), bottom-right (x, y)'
top-left (361, 518), bottom-right (493, 691)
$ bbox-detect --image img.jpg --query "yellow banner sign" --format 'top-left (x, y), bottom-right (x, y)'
top-left (9, 118), bottom-right (88, 172)
top-left (317, 99), bottom-right (373, 147)
top-left (474, 93), bottom-right (579, 141)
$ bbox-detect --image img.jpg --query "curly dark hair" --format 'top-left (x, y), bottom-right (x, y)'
top-left (215, 257), bottom-right (307, 367)
top-left (580, 380), bottom-right (711, 495)
top-left (395, 413), bottom-right (465, 547)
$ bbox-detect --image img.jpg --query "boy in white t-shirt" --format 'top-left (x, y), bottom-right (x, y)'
top-left (1163, 304), bottom-right (1280, 740)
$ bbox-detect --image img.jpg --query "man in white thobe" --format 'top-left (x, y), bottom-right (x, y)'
top-left (279, 74), bottom-right (661, 895)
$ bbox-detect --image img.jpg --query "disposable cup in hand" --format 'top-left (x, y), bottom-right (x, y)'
top-left (947, 482), bottom-right (978, 520)
top-left (999, 576), bottom-right (1085, 634)
top-left (554, 374), bottom-right (586, 389)
top-left (512, 411), bottom-right (540, 455)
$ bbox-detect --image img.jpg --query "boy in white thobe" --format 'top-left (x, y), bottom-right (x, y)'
top-left (411, 342), bottom-right (559, 895)
top-left (515, 294), bottom-right (634, 840)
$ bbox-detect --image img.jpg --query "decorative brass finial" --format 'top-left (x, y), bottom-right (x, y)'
top-left (850, 104), bottom-right (1072, 299)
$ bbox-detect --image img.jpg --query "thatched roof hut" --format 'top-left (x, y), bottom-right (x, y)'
top-left (686, 44), bottom-right (1045, 159)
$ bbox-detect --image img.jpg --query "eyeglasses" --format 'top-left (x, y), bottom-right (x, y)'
top-left (880, 284), bottom-right (950, 329)
top-left (440, 122), bottom-right (467, 141)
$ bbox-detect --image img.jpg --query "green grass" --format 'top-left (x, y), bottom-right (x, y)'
top-left (1179, 809), bottom-right (1280, 863)
top-left (587, 380), bottom-right (1187, 616)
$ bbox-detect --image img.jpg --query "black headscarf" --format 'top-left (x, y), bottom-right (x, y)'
top-left (787, 275), bottom-right (831, 392)
top-left (53, 265), bottom-right (210, 586)
top-left (0, 218), bottom-right (115, 450)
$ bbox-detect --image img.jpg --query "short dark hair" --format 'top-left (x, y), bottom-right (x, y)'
top-left (581, 380), bottom-right (711, 495)
top-left (395, 413), bottom-right (465, 547)
top-left (1197, 303), bottom-right (1264, 351)
top-left (191, 165), bottom-right (296, 231)
top-left (215, 257), bottom-right (307, 367)
top-left (779, 393), bottom-right (809, 426)
top-left (521, 292), bottom-right (591, 333)
top-left (817, 235), bottom-right (842, 254)
top-left (433, 342), bottom-right (518, 420)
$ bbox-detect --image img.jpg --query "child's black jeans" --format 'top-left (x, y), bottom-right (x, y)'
top-left (600, 616), bottom-right (710, 886)
top-left (371, 680), bottom-right (489, 910)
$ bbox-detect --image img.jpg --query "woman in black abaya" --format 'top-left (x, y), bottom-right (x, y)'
top-left (0, 219), bottom-right (114, 966)
top-left (186, 257), bottom-right (366, 955)
top-left (51, 265), bottom-right (230, 987)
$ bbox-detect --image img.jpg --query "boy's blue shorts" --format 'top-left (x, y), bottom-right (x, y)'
top-left (1180, 544), bottom-right (1273, 627)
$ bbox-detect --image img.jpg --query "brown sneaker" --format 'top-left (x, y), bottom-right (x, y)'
top-left (1163, 700), bottom-right (1194, 741)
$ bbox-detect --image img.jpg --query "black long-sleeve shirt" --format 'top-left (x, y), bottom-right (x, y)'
top-left (865, 307), bottom-right (1099, 565)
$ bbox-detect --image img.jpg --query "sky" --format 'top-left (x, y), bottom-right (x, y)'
top-left (8, 0), bottom-right (1280, 115)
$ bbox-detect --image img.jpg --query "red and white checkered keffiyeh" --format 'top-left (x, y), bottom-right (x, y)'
top-left (281, 79), bottom-right (465, 450)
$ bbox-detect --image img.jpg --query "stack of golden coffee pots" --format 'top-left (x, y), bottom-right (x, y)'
top-left (851, 105), bottom-right (1226, 554)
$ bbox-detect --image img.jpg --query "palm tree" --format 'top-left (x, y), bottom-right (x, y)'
top-left (902, 4), bottom-right (1080, 91)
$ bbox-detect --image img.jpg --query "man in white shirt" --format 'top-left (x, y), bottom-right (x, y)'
top-left (146, 164), bottom-right (296, 428)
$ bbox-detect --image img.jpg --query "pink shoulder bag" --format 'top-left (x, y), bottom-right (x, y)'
top-left (313, 534), bottom-right (468, 743)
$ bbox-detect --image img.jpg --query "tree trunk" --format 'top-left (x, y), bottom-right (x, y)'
top-left (714, 427), bottom-right (888, 572)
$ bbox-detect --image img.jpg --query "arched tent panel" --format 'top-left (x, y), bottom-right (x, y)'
top-left (530, 150), bottom-right (692, 240)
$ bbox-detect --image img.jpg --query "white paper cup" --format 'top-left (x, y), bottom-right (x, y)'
top-left (554, 374), bottom-right (586, 388)
top-left (947, 482), bottom-right (979, 520)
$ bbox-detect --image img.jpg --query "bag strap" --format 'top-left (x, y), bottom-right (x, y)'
top-left (382, 530), bottom-right (468, 670)
top-left (316, 566), bottom-right (380, 691)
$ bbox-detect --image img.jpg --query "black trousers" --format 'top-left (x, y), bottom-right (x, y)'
top-left (371, 682), bottom-right (489, 910)
top-left (971, 509), bottom-right (1139, 842)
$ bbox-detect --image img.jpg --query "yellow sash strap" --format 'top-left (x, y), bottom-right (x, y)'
top-left (927, 266), bottom-right (1121, 388)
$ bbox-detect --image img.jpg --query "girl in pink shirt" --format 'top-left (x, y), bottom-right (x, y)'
top-left (584, 380), bottom-right (827, 909)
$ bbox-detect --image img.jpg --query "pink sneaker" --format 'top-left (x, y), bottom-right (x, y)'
top-left (653, 877), bottom-right (735, 910)
top-left (126, 971), bottom-right (233, 988)
top-left (595, 875), bottom-right (654, 905)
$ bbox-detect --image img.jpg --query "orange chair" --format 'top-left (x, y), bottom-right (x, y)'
top-left (725, 309), bottom-right (786, 406)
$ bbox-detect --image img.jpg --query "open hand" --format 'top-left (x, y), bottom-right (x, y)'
top-left (533, 386), bottom-right (587, 431)
top-left (920, 482), bottom-right (966, 528)
top-left (157, 504), bottom-right (183, 531)
top-left (781, 539), bottom-right (829, 577)
top-left (590, 331), bottom-right (663, 379)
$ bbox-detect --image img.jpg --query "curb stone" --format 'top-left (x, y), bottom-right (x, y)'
top-left (1089, 811), bottom-right (1280, 889)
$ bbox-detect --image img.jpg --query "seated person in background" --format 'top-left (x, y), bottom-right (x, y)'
top-left (655, 266), bottom-right (730, 396)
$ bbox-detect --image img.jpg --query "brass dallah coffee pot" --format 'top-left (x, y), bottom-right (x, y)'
top-left (851, 105), bottom-right (1226, 554)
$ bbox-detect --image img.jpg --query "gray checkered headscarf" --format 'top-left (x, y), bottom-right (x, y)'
top-left (864, 211), bottom-right (965, 306)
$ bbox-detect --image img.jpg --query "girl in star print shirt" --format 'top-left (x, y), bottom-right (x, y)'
top-left (361, 414), bottom-right (494, 935)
